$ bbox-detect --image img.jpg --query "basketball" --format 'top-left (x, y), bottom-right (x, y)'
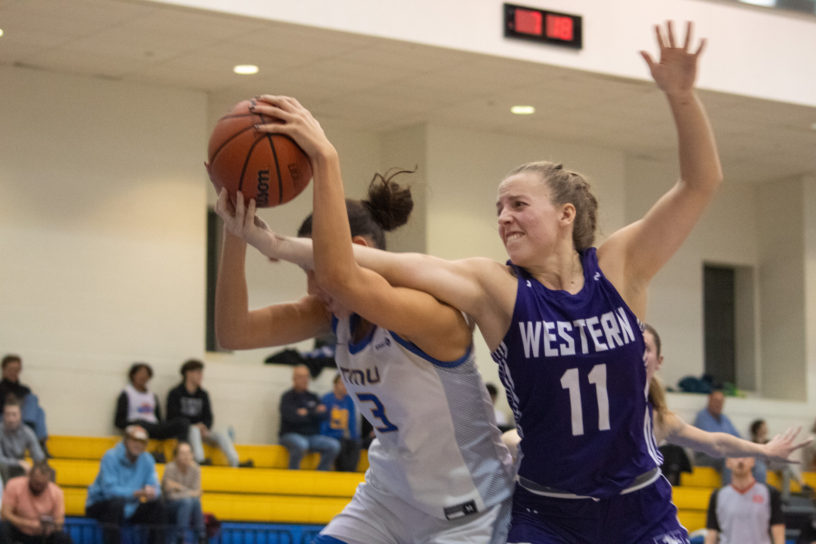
top-left (207, 99), bottom-right (312, 208)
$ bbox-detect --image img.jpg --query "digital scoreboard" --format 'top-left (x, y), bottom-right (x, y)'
top-left (504, 4), bottom-right (582, 49)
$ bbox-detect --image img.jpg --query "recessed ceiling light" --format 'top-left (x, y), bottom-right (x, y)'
top-left (511, 105), bottom-right (535, 115)
top-left (233, 64), bottom-right (259, 75)
top-left (0, 29), bottom-right (5, 38)
top-left (811, 122), bottom-right (816, 131)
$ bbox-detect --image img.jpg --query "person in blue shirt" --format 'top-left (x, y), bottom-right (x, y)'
top-left (693, 389), bottom-right (741, 481)
top-left (85, 425), bottom-right (167, 544)
top-left (320, 373), bottom-right (360, 472)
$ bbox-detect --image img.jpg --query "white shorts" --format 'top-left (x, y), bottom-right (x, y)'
top-left (317, 481), bottom-right (511, 544)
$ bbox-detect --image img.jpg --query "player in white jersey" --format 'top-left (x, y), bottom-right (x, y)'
top-left (213, 116), bottom-right (514, 541)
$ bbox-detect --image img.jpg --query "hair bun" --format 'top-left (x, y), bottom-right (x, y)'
top-left (363, 168), bottom-right (416, 232)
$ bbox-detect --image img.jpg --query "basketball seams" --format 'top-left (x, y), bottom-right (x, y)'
top-left (265, 133), bottom-right (284, 206)
top-left (208, 99), bottom-right (312, 208)
top-left (238, 137), bottom-right (266, 194)
top-left (208, 113), bottom-right (271, 166)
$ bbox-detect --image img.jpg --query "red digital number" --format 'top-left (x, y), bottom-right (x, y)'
top-left (515, 8), bottom-right (543, 36)
top-left (546, 14), bottom-right (574, 42)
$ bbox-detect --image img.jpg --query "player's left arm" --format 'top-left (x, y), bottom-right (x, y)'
top-left (250, 96), bottom-right (472, 361)
top-left (665, 414), bottom-right (810, 462)
top-left (598, 22), bottom-right (722, 311)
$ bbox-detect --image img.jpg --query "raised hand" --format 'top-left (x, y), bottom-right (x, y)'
top-left (214, 187), bottom-right (275, 250)
top-left (762, 426), bottom-right (813, 463)
top-left (640, 21), bottom-right (705, 96)
top-left (250, 95), bottom-right (336, 162)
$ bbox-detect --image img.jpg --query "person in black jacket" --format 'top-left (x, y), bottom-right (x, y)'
top-left (166, 359), bottom-right (251, 467)
top-left (115, 363), bottom-right (189, 442)
top-left (279, 364), bottom-right (339, 470)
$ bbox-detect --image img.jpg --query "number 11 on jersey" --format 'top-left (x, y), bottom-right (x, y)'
top-left (560, 364), bottom-right (610, 436)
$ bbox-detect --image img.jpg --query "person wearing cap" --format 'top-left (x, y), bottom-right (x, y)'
top-left (166, 359), bottom-right (251, 468)
top-left (85, 425), bottom-right (167, 544)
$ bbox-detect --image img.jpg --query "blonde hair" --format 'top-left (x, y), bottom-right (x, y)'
top-left (505, 161), bottom-right (599, 250)
top-left (648, 375), bottom-right (670, 426)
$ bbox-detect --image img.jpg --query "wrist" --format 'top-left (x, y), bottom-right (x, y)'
top-left (311, 145), bottom-right (340, 171)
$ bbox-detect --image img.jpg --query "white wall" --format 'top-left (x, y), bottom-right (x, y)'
top-left (0, 65), bottom-right (210, 436)
top-left (161, 0), bottom-right (816, 107)
top-left (3, 33), bottom-right (815, 444)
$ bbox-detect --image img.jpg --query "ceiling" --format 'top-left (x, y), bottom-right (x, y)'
top-left (2, 0), bottom-right (815, 185)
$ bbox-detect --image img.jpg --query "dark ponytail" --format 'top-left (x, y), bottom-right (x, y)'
top-left (297, 167), bottom-right (415, 250)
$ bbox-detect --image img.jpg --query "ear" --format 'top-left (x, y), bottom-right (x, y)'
top-left (351, 235), bottom-right (371, 247)
top-left (559, 202), bottom-right (576, 225)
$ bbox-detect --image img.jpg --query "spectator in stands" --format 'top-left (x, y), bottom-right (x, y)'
top-left (486, 382), bottom-right (513, 432)
top-left (0, 460), bottom-right (72, 544)
top-left (0, 354), bottom-right (49, 456)
top-left (693, 389), bottom-right (740, 481)
top-left (161, 442), bottom-right (206, 544)
top-left (279, 364), bottom-right (339, 471)
top-left (704, 456), bottom-right (785, 544)
top-left (320, 373), bottom-right (360, 472)
top-left (115, 362), bottom-right (189, 443)
top-left (751, 418), bottom-right (812, 501)
top-left (85, 425), bottom-right (167, 544)
top-left (0, 396), bottom-right (45, 482)
top-left (804, 418), bottom-right (816, 472)
top-left (166, 359), bottom-right (251, 468)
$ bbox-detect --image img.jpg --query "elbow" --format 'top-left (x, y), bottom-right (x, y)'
top-left (314, 263), bottom-right (355, 297)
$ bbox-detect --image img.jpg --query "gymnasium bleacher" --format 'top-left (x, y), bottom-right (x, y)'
top-left (675, 465), bottom-right (816, 543)
top-left (50, 435), bottom-right (368, 543)
top-left (46, 435), bottom-right (816, 542)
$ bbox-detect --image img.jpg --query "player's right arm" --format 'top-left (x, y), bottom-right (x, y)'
top-left (214, 228), bottom-right (331, 349)
top-left (216, 189), bottom-right (509, 334)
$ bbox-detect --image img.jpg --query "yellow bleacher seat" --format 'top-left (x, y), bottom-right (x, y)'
top-left (47, 435), bottom-right (369, 471)
top-left (679, 466), bottom-right (721, 488)
top-left (63, 486), bottom-right (350, 524)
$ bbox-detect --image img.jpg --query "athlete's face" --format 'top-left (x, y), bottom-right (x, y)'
top-left (497, 173), bottom-right (571, 265)
top-left (643, 330), bottom-right (663, 382)
top-left (305, 270), bottom-right (351, 318)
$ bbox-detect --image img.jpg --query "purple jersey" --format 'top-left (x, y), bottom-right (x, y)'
top-left (492, 248), bottom-right (661, 498)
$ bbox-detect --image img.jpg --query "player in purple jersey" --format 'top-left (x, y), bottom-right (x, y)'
top-left (644, 324), bottom-right (810, 468)
top-left (234, 19), bottom-right (722, 543)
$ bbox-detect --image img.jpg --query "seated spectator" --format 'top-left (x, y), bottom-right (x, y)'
top-left (0, 354), bottom-right (49, 455)
top-left (279, 364), bottom-right (339, 471)
top-left (0, 460), bottom-right (72, 544)
top-left (0, 397), bottom-right (44, 482)
top-left (85, 425), bottom-right (167, 544)
top-left (166, 359), bottom-right (251, 468)
top-left (693, 389), bottom-right (740, 482)
top-left (320, 374), bottom-right (360, 472)
top-left (115, 362), bottom-right (189, 443)
top-left (486, 382), bottom-right (514, 432)
top-left (161, 442), bottom-right (206, 544)
top-left (803, 418), bottom-right (816, 472)
top-left (751, 418), bottom-right (812, 501)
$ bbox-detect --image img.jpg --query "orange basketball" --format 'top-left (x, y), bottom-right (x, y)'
top-left (207, 99), bottom-right (312, 208)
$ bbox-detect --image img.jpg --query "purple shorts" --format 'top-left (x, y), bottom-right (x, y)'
top-left (507, 475), bottom-right (689, 544)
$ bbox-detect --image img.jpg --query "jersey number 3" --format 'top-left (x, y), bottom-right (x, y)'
top-left (560, 364), bottom-right (610, 436)
top-left (356, 393), bottom-right (399, 433)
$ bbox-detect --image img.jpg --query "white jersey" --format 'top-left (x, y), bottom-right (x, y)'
top-left (333, 315), bottom-right (514, 520)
